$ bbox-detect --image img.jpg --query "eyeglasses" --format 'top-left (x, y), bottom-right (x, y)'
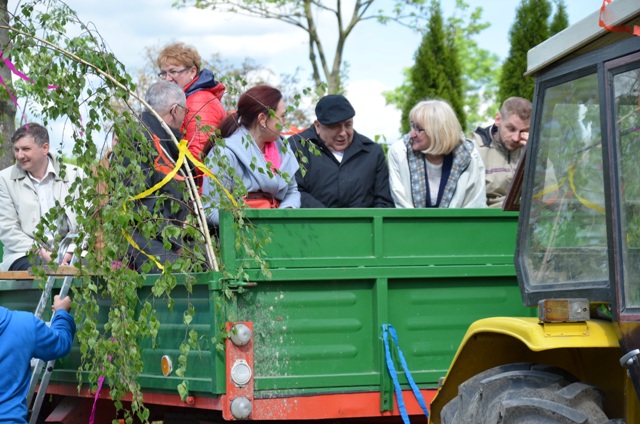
top-left (158, 67), bottom-right (192, 78)
top-left (410, 122), bottom-right (425, 133)
top-left (173, 103), bottom-right (189, 115)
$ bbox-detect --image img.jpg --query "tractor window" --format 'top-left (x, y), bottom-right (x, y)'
top-left (523, 72), bottom-right (608, 287)
top-left (614, 65), bottom-right (640, 308)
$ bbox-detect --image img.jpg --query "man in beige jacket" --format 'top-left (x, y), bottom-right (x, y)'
top-left (472, 97), bottom-right (531, 208)
top-left (0, 123), bottom-right (81, 271)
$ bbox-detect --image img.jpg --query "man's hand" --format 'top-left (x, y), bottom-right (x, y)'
top-left (52, 295), bottom-right (71, 312)
top-left (39, 248), bottom-right (52, 262)
top-left (40, 249), bottom-right (73, 265)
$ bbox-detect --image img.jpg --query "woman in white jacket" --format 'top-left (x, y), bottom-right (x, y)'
top-left (388, 99), bottom-right (486, 208)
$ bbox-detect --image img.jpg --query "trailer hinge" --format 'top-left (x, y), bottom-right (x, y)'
top-left (211, 278), bottom-right (258, 292)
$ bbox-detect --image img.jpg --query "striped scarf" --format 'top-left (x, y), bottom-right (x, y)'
top-left (407, 135), bottom-right (473, 208)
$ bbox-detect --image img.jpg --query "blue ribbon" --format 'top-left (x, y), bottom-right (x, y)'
top-left (382, 323), bottom-right (429, 423)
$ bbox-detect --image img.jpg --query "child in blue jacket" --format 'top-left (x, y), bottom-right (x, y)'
top-left (0, 295), bottom-right (76, 424)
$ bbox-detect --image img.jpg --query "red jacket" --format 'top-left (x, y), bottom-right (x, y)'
top-left (183, 69), bottom-right (226, 160)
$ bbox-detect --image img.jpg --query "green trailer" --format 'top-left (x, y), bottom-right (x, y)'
top-left (1, 208), bottom-right (534, 422)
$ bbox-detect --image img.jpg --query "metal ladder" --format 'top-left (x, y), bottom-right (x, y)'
top-left (26, 235), bottom-right (78, 424)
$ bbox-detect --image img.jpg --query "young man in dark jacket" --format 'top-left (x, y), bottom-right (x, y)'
top-left (288, 95), bottom-right (394, 208)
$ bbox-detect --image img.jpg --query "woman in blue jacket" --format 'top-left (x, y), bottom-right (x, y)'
top-left (202, 85), bottom-right (300, 226)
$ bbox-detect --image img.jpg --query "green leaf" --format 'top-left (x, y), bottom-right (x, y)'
top-left (177, 381), bottom-right (189, 401)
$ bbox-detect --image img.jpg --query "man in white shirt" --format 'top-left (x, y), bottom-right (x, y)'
top-left (0, 123), bottom-right (81, 270)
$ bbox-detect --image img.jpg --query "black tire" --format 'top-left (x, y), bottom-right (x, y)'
top-left (440, 362), bottom-right (624, 424)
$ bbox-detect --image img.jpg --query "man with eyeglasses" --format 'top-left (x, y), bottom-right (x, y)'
top-left (472, 97), bottom-right (531, 208)
top-left (288, 94), bottom-right (394, 208)
top-left (115, 81), bottom-right (196, 272)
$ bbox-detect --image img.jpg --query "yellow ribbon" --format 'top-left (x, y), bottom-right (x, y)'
top-left (533, 177), bottom-right (566, 200)
top-left (532, 162), bottom-right (604, 214)
top-left (567, 163), bottom-right (605, 213)
top-left (122, 139), bottom-right (238, 272)
top-left (180, 142), bottom-right (238, 207)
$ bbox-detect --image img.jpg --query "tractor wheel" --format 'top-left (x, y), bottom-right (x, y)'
top-left (440, 362), bottom-right (624, 424)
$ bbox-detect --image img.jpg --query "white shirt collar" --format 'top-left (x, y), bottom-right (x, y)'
top-left (27, 157), bottom-right (56, 183)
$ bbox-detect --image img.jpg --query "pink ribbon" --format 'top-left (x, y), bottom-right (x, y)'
top-left (0, 50), bottom-right (58, 124)
top-left (88, 375), bottom-right (105, 424)
top-left (89, 346), bottom-right (113, 424)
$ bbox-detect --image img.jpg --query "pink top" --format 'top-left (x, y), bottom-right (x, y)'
top-left (263, 141), bottom-right (281, 172)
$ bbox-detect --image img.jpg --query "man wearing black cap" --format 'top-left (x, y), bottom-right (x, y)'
top-left (288, 94), bottom-right (394, 208)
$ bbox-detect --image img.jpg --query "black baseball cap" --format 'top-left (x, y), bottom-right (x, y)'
top-left (315, 95), bottom-right (356, 125)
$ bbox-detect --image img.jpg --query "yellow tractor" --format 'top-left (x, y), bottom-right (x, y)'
top-left (431, 1), bottom-right (640, 422)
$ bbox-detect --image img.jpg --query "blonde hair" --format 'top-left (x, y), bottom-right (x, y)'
top-left (157, 42), bottom-right (201, 71)
top-left (409, 99), bottom-right (462, 155)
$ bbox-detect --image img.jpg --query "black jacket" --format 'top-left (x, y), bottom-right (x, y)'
top-left (288, 126), bottom-right (394, 208)
top-left (117, 112), bottom-right (195, 250)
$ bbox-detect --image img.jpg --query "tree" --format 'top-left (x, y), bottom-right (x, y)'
top-left (395, 1), bottom-right (465, 133)
top-left (384, 1), bottom-right (498, 133)
top-left (499, 0), bottom-right (569, 102)
top-left (4, 2), bottom-right (271, 420)
top-left (447, 0), bottom-right (500, 130)
top-left (209, 58), bottom-right (313, 128)
top-left (498, 0), bottom-right (552, 102)
top-left (174, 0), bottom-right (428, 95)
top-left (0, 0), bottom-right (16, 169)
top-left (550, 0), bottom-right (569, 36)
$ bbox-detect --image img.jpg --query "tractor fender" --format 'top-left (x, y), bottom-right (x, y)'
top-left (430, 317), bottom-right (624, 423)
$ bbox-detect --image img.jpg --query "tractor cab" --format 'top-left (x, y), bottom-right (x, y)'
top-left (431, 1), bottom-right (640, 422)
top-left (516, 0), bottom-right (640, 391)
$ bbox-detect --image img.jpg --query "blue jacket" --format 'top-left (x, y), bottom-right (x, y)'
top-left (0, 306), bottom-right (76, 424)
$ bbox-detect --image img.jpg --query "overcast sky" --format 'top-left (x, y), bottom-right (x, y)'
top-left (10, 0), bottom-right (607, 151)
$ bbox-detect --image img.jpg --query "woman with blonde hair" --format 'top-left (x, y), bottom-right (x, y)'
top-left (388, 99), bottom-right (486, 208)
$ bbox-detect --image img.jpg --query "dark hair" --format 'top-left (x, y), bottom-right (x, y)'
top-left (11, 122), bottom-right (49, 146)
top-left (218, 85), bottom-right (283, 138)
